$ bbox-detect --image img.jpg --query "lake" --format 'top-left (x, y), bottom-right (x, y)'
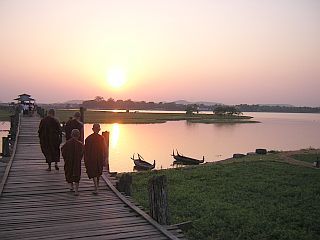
top-left (83, 112), bottom-right (320, 173)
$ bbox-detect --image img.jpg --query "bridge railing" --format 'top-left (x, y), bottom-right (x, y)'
top-left (0, 109), bottom-right (21, 196)
top-left (1, 107), bottom-right (20, 157)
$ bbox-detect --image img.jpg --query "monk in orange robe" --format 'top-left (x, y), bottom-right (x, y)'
top-left (84, 123), bottom-right (107, 194)
top-left (38, 109), bottom-right (62, 171)
top-left (65, 112), bottom-right (84, 142)
top-left (62, 129), bottom-right (84, 196)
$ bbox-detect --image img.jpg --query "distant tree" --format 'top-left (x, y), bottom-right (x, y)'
top-left (213, 105), bottom-right (242, 115)
top-left (94, 96), bottom-right (104, 102)
top-left (186, 104), bottom-right (198, 115)
top-left (213, 105), bottom-right (226, 115)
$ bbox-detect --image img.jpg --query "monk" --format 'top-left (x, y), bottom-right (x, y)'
top-left (61, 129), bottom-right (84, 196)
top-left (65, 112), bottom-right (84, 142)
top-left (38, 109), bottom-right (62, 171)
top-left (84, 123), bottom-right (107, 194)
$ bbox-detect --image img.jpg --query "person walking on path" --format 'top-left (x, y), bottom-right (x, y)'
top-left (61, 129), bottom-right (84, 196)
top-left (84, 123), bottom-right (107, 194)
top-left (38, 109), bottom-right (62, 171)
top-left (65, 112), bottom-right (84, 142)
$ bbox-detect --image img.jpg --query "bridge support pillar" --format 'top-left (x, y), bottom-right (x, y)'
top-left (2, 137), bottom-right (10, 157)
top-left (148, 175), bottom-right (169, 225)
top-left (116, 173), bottom-right (132, 196)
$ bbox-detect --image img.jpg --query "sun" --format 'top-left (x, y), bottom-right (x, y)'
top-left (107, 67), bottom-right (127, 88)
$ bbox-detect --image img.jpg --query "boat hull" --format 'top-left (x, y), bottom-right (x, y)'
top-left (173, 155), bottom-right (204, 165)
top-left (133, 159), bottom-right (155, 170)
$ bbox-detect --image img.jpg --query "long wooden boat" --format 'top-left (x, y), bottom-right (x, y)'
top-left (172, 150), bottom-right (204, 165)
top-left (131, 153), bottom-right (155, 170)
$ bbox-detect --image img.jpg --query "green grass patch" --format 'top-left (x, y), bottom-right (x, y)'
top-left (130, 154), bottom-right (320, 240)
top-left (55, 109), bottom-right (257, 124)
top-left (0, 109), bottom-right (11, 121)
top-left (291, 153), bottom-right (320, 163)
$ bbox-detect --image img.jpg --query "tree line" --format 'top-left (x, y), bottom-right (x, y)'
top-left (82, 96), bottom-right (187, 111)
top-left (81, 96), bottom-right (320, 114)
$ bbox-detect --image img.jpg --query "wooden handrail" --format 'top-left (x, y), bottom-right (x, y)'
top-left (0, 113), bottom-right (21, 197)
top-left (101, 173), bottom-right (180, 240)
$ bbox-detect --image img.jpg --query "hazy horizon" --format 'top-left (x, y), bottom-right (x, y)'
top-left (1, 0), bottom-right (319, 106)
top-left (1, 95), bottom-right (317, 108)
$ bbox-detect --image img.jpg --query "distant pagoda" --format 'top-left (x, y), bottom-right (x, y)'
top-left (14, 94), bottom-right (35, 105)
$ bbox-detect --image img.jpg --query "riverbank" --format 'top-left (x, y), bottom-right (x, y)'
top-left (56, 109), bottom-right (258, 124)
top-left (129, 150), bottom-right (320, 240)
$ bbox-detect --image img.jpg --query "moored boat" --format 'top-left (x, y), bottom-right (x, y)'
top-left (131, 153), bottom-right (155, 170)
top-left (171, 150), bottom-right (204, 165)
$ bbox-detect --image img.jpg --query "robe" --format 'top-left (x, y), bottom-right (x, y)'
top-left (65, 119), bottom-right (84, 142)
top-left (62, 138), bottom-right (84, 183)
top-left (38, 116), bottom-right (62, 163)
top-left (84, 133), bottom-right (106, 179)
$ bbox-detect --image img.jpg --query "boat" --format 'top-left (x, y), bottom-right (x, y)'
top-left (131, 153), bottom-right (155, 170)
top-left (171, 150), bottom-right (204, 165)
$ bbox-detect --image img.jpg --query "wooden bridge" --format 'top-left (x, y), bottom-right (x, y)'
top-left (0, 115), bottom-right (185, 240)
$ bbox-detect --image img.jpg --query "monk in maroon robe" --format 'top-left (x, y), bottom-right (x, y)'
top-left (65, 112), bottom-right (84, 142)
top-left (38, 109), bottom-right (62, 171)
top-left (62, 129), bottom-right (84, 196)
top-left (84, 123), bottom-right (107, 194)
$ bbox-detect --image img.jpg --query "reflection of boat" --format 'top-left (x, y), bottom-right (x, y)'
top-left (171, 150), bottom-right (204, 165)
top-left (131, 153), bottom-right (155, 170)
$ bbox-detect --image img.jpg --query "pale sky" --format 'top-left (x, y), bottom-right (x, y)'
top-left (0, 0), bottom-right (319, 106)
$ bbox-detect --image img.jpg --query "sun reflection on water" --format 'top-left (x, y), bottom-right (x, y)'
top-left (110, 123), bottom-right (120, 149)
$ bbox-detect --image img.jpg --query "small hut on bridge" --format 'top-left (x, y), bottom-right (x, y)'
top-left (14, 94), bottom-right (36, 115)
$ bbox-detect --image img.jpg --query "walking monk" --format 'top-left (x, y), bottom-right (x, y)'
top-left (84, 123), bottom-right (107, 194)
top-left (38, 109), bottom-right (62, 171)
top-left (61, 129), bottom-right (84, 196)
top-left (65, 112), bottom-right (84, 142)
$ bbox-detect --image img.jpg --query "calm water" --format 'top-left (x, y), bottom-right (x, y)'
top-left (82, 112), bottom-right (320, 173)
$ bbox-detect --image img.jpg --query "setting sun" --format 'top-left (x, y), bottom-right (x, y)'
top-left (107, 67), bottom-right (127, 88)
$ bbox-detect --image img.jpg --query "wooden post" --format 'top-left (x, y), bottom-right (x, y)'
top-left (10, 115), bottom-right (15, 129)
top-left (2, 137), bottom-right (10, 157)
top-left (9, 115), bottom-right (15, 137)
top-left (9, 113), bottom-right (18, 141)
top-left (80, 107), bottom-right (85, 123)
top-left (148, 175), bottom-right (169, 225)
top-left (116, 173), bottom-right (132, 196)
top-left (102, 131), bottom-right (110, 172)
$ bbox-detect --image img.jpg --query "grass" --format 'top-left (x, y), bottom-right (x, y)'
top-left (55, 109), bottom-right (258, 124)
top-left (130, 153), bottom-right (320, 240)
top-left (0, 109), bottom-right (11, 121)
top-left (291, 153), bottom-right (320, 163)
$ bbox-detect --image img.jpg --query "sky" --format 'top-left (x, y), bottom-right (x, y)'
top-left (0, 0), bottom-right (319, 106)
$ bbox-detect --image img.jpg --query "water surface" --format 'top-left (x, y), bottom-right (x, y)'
top-left (84, 112), bottom-right (320, 172)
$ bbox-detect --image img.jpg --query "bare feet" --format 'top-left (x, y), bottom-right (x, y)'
top-left (69, 183), bottom-right (74, 192)
top-left (46, 163), bottom-right (51, 171)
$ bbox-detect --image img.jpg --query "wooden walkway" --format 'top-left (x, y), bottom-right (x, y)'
top-left (0, 116), bottom-right (184, 240)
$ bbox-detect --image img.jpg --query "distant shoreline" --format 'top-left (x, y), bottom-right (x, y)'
top-left (56, 109), bottom-right (258, 124)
